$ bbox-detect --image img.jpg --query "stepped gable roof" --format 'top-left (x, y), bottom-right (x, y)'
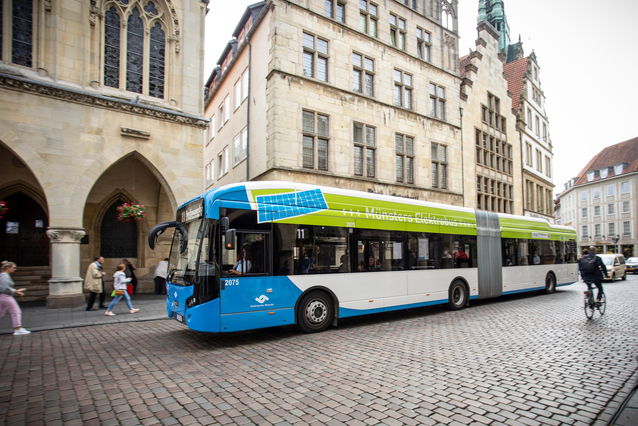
top-left (503, 57), bottom-right (528, 111)
top-left (574, 136), bottom-right (638, 186)
top-left (460, 54), bottom-right (471, 79)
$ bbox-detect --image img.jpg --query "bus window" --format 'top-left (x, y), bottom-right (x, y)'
top-left (565, 241), bottom-right (578, 263)
top-left (272, 223), bottom-right (349, 275)
top-left (357, 229), bottom-right (404, 271)
top-left (223, 232), bottom-right (268, 276)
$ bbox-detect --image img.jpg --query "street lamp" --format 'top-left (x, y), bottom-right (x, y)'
top-left (612, 234), bottom-right (620, 255)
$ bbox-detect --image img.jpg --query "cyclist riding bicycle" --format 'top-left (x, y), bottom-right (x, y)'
top-left (579, 245), bottom-right (608, 306)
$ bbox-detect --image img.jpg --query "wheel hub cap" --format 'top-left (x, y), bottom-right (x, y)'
top-left (306, 300), bottom-right (327, 324)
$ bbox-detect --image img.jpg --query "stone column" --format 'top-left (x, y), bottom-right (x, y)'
top-left (46, 227), bottom-right (86, 308)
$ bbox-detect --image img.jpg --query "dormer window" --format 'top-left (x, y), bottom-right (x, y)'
top-left (600, 168), bottom-right (609, 179)
top-left (586, 171), bottom-right (596, 182)
top-left (614, 163), bottom-right (626, 175)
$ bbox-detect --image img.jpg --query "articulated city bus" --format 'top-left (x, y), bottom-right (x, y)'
top-left (148, 182), bottom-right (579, 333)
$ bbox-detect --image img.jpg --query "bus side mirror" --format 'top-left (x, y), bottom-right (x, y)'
top-left (225, 229), bottom-right (236, 250)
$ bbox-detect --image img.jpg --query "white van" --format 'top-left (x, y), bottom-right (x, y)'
top-left (597, 254), bottom-right (627, 281)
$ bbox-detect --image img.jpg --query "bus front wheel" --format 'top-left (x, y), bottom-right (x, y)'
top-left (446, 280), bottom-right (467, 310)
top-left (298, 291), bottom-right (333, 333)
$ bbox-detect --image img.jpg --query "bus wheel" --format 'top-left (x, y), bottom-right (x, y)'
top-left (446, 280), bottom-right (467, 311)
top-left (298, 291), bottom-right (333, 333)
top-left (543, 273), bottom-right (556, 294)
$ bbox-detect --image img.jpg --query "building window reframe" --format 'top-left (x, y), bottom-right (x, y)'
top-left (302, 32), bottom-right (329, 82)
top-left (431, 142), bottom-right (447, 189)
top-left (352, 51), bottom-right (374, 97)
top-left (358, 0), bottom-right (378, 37)
top-left (393, 68), bottom-right (412, 109)
top-left (429, 82), bottom-right (445, 120)
top-left (395, 133), bottom-right (414, 184)
top-left (302, 110), bottom-right (329, 171)
top-left (353, 122), bottom-right (376, 178)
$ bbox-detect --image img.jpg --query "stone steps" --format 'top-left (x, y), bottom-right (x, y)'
top-left (10, 266), bottom-right (51, 302)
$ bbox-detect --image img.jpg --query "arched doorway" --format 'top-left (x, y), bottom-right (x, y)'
top-left (0, 192), bottom-right (49, 266)
top-left (100, 199), bottom-right (137, 259)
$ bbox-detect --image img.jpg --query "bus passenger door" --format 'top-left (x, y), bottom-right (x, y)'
top-left (219, 230), bottom-right (298, 332)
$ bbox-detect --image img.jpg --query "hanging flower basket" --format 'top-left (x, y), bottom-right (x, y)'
top-left (117, 203), bottom-right (146, 223)
top-left (0, 201), bottom-right (7, 219)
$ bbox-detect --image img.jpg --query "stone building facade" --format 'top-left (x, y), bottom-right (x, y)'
top-left (459, 21), bottom-right (522, 215)
top-left (204, 0), bottom-right (465, 206)
top-left (0, 0), bottom-right (207, 306)
top-left (504, 52), bottom-right (555, 222)
top-left (556, 137), bottom-right (638, 257)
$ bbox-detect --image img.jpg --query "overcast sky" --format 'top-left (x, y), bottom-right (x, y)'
top-left (204, 1), bottom-right (638, 196)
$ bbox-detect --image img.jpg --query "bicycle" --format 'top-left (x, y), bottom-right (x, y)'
top-left (583, 281), bottom-right (606, 319)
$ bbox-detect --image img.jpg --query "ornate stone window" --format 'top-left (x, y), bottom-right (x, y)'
top-left (0, 0), bottom-right (35, 67)
top-left (101, 0), bottom-right (171, 99)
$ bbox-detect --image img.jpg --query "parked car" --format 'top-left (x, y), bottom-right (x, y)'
top-left (598, 254), bottom-right (627, 281)
top-left (626, 257), bottom-right (638, 274)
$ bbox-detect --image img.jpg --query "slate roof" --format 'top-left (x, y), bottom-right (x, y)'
top-left (573, 136), bottom-right (638, 186)
top-left (503, 57), bottom-right (528, 111)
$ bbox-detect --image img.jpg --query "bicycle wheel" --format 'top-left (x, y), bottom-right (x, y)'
top-left (584, 295), bottom-right (595, 319)
top-left (598, 294), bottom-right (606, 315)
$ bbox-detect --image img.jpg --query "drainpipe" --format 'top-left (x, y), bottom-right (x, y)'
top-left (246, 38), bottom-right (252, 182)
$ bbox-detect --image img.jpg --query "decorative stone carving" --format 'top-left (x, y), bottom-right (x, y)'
top-left (121, 127), bottom-right (151, 138)
top-left (444, 34), bottom-right (456, 47)
top-left (44, 0), bottom-right (52, 12)
top-left (46, 230), bottom-right (62, 241)
top-left (71, 231), bottom-right (86, 242)
top-left (0, 73), bottom-right (208, 128)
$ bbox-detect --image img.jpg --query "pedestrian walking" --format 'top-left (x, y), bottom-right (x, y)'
top-left (85, 256), bottom-right (107, 311)
top-left (153, 258), bottom-right (169, 294)
top-left (105, 263), bottom-right (139, 316)
top-left (0, 261), bottom-right (30, 335)
top-left (122, 259), bottom-right (137, 294)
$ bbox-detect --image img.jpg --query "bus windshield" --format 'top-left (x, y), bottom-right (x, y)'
top-left (167, 217), bottom-right (204, 286)
top-left (168, 200), bottom-right (206, 286)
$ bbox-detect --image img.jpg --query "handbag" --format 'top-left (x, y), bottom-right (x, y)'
top-left (114, 289), bottom-right (125, 296)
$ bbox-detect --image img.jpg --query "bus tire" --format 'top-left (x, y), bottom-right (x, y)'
top-left (543, 273), bottom-right (556, 294)
top-left (298, 291), bottom-right (333, 333)
top-left (446, 280), bottom-right (467, 311)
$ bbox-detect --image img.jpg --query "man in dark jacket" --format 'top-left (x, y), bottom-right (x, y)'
top-left (579, 246), bottom-right (608, 306)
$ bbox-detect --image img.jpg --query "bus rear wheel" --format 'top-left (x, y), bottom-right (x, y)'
top-left (446, 280), bottom-right (467, 310)
top-left (298, 291), bottom-right (333, 333)
top-left (543, 273), bottom-right (556, 294)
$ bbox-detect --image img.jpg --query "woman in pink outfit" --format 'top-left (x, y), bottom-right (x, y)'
top-left (0, 261), bottom-right (30, 335)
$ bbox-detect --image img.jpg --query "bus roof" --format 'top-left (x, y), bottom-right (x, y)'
top-left (181, 182), bottom-right (575, 239)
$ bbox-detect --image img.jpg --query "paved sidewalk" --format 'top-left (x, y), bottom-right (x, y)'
top-left (0, 294), bottom-right (169, 335)
top-left (611, 366), bottom-right (638, 426)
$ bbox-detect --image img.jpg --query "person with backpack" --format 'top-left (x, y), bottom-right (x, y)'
top-left (579, 246), bottom-right (608, 306)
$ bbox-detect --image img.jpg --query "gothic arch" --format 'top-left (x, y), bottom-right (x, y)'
top-left (93, 0), bottom-right (180, 41)
top-left (71, 149), bottom-right (182, 219)
top-left (0, 125), bottom-right (49, 197)
top-left (0, 181), bottom-right (49, 215)
top-left (90, 188), bottom-right (149, 261)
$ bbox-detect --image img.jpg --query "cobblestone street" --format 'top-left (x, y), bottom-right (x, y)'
top-left (1, 277), bottom-right (637, 426)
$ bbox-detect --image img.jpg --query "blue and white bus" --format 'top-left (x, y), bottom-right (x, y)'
top-left (148, 182), bottom-right (579, 333)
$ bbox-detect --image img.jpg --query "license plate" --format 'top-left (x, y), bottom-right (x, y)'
top-left (175, 313), bottom-right (184, 323)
